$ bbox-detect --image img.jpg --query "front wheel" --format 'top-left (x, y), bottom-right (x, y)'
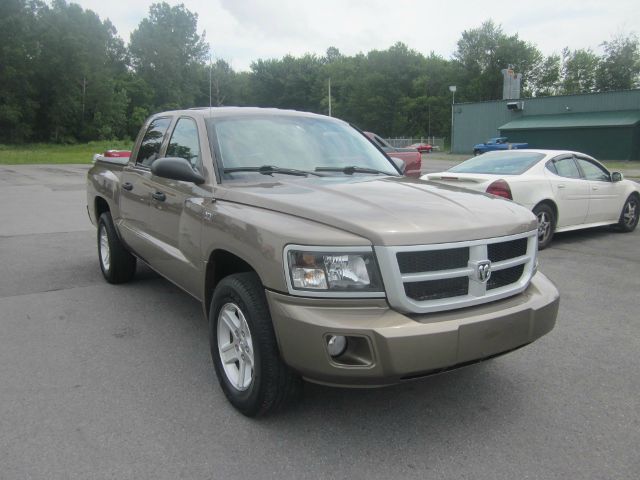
top-left (473, 149), bottom-right (481, 156)
top-left (617, 194), bottom-right (639, 232)
top-left (533, 204), bottom-right (555, 250)
top-left (209, 272), bottom-right (301, 417)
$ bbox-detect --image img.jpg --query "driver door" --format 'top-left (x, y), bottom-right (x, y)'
top-left (146, 116), bottom-right (206, 297)
top-left (545, 155), bottom-right (590, 228)
top-left (575, 157), bottom-right (623, 224)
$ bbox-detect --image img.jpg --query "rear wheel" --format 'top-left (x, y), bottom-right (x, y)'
top-left (97, 212), bottom-right (136, 283)
top-left (617, 194), bottom-right (639, 232)
top-left (533, 204), bottom-right (555, 250)
top-left (209, 272), bottom-right (301, 417)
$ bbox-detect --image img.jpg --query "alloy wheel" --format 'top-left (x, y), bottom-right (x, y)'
top-left (537, 211), bottom-right (551, 244)
top-left (623, 198), bottom-right (638, 228)
top-left (217, 303), bottom-right (255, 391)
top-left (99, 226), bottom-right (110, 271)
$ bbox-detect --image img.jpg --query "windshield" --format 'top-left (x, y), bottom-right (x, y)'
top-left (449, 151), bottom-right (545, 175)
top-left (208, 115), bottom-right (398, 178)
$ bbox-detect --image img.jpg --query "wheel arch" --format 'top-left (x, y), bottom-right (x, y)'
top-left (204, 249), bottom-right (262, 318)
top-left (533, 199), bottom-right (558, 226)
top-left (95, 196), bottom-right (110, 220)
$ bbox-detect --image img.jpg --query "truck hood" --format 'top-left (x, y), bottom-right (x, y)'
top-left (215, 176), bottom-right (536, 246)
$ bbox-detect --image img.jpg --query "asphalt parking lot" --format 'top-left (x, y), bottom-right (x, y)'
top-left (1, 164), bottom-right (639, 479)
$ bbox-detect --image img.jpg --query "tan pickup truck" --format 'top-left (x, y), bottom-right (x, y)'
top-left (87, 107), bottom-right (559, 417)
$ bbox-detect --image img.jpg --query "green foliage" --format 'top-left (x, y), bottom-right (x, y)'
top-left (453, 20), bottom-right (543, 101)
top-left (561, 47), bottom-right (600, 94)
top-left (1, 1), bottom-right (639, 147)
top-left (596, 33), bottom-right (640, 91)
top-left (129, 2), bottom-right (208, 111)
top-left (527, 54), bottom-right (562, 97)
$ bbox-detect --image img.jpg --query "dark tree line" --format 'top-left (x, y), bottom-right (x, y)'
top-left (1, 1), bottom-right (639, 144)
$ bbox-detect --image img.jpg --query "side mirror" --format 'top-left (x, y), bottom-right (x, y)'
top-left (151, 157), bottom-right (205, 184)
top-left (611, 172), bottom-right (624, 182)
top-left (390, 157), bottom-right (406, 175)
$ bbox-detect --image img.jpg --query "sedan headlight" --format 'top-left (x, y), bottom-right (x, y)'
top-left (285, 246), bottom-right (384, 296)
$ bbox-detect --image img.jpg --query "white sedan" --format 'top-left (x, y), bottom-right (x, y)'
top-left (422, 150), bottom-right (639, 249)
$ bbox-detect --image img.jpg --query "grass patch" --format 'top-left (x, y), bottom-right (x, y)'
top-left (0, 141), bottom-right (133, 164)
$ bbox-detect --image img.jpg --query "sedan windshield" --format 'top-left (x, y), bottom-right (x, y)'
top-left (449, 151), bottom-right (545, 175)
top-left (208, 115), bottom-right (398, 178)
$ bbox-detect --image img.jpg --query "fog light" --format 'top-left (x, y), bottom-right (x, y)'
top-left (326, 335), bottom-right (347, 357)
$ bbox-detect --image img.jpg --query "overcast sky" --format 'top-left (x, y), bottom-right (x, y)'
top-left (76, 0), bottom-right (639, 71)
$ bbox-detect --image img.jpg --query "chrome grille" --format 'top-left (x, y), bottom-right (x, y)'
top-left (375, 231), bottom-right (537, 314)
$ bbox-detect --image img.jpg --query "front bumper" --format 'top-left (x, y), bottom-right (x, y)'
top-left (267, 272), bottom-right (559, 387)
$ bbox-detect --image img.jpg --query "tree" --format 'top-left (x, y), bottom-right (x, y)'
top-left (21, 0), bottom-right (129, 142)
top-left (453, 20), bottom-right (543, 101)
top-left (0, 0), bottom-right (41, 142)
top-left (129, 2), bottom-right (209, 111)
top-left (527, 54), bottom-right (561, 97)
top-left (596, 33), bottom-right (640, 91)
top-left (561, 48), bottom-right (600, 94)
top-left (249, 54), bottom-right (324, 112)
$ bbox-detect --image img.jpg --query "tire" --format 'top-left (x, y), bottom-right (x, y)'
top-left (533, 204), bottom-right (555, 250)
top-left (617, 194), bottom-right (639, 233)
top-left (473, 149), bottom-right (481, 156)
top-left (97, 212), bottom-right (136, 284)
top-left (209, 272), bottom-right (301, 417)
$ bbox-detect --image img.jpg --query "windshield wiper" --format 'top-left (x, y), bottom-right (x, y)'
top-left (224, 165), bottom-right (324, 177)
top-left (315, 166), bottom-right (394, 175)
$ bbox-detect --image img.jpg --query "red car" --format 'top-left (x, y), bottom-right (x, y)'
top-left (407, 142), bottom-right (433, 153)
top-left (363, 132), bottom-right (422, 177)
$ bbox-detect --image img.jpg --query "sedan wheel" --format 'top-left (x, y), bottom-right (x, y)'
top-left (618, 195), bottom-right (639, 232)
top-left (533, 204), bottom-right (555, 250)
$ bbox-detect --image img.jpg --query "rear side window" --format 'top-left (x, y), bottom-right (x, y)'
top-left (551, 158), bottom-right (581, 179)
top-left (135, 117), bottom-right (172, 167)
top-left (166, 117), bottom-right (201, 170)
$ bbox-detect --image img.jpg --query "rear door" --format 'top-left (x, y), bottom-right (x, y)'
top-left (118, 116), bottom-right (172, 254)
top-left (545, 155), bottom-right (590, 228)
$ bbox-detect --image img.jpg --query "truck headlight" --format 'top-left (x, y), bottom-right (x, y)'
top-left (285, 247), bottom-right (384, 296)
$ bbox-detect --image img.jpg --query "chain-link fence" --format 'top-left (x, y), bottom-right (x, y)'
top-left (384, 137), bottom-right (445, 151)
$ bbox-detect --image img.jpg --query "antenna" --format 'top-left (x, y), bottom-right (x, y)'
top-left (209, 52), bottom-right (213, 112)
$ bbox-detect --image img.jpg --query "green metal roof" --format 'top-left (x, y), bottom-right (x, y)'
top-left (499, 110), bottom-right (640, 130)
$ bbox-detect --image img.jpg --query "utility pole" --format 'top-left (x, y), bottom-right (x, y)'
top-left (81, 76), bottom-right (87, 123)
top-left (448, 85), bottom-right (457, 153)
top-left (328, 77), bottom-right (332, 117)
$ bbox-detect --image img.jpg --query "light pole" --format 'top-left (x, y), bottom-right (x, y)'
top-left (449, 85), bottom-right (456, 153)
top-left (328, 77), bottom-right (332, 117)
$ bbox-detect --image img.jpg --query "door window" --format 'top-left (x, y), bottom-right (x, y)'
top-left (576, 158), bottom-right (610, 182)
top-left (549, 157), bottom-right (581, 179)
top-left (135, 117), bottom-right (172, 167)
top-left (166, 117), bottom-right (201, 170)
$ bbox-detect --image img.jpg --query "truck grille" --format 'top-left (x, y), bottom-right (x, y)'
top-left (375, 231), bottom-right (537, 314)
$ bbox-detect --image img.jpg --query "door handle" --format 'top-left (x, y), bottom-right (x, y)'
top-left (557, 184), bottom-right (566, 189)
top-left (122, 182), bottom-right (133, 191)
top-left (152, 191), bottom-right (166, 202)
top-left (592, 186), bottom-right (599, 191)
